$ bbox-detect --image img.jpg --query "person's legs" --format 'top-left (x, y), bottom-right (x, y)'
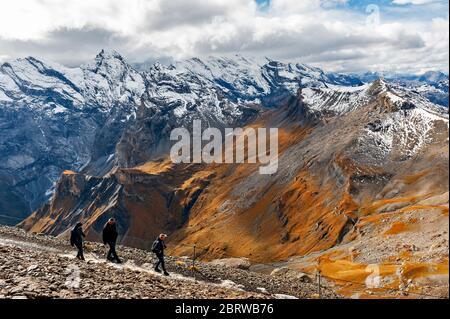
top-left (79, 244), bottom-right (85, 260)
top-left (79, 246), bottom-right (85, 260)
top-left (157, 253), bottom-right (169, 275)
top-left (76, 243), bottom-right (84, 260)
top-left (107, 242), bottom-right (113, 261)
top-left (109, 241), bottom-right (121, 263)
top-left (154, 254), bottom-right (162, 272)
top-left (159, 254), bottom-right (166, 272)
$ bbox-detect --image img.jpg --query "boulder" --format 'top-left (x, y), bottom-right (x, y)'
top-left (270, 267), bottom-right (313, 283)
top-left (209, 258), bottom-right (252, 270)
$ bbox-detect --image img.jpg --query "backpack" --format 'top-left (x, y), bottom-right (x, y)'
top-left (70, 229), bottom-right (76, 246)
top-left (151, 240), bottom-right (159, 253)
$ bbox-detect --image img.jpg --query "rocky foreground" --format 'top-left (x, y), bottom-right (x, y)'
top-left (0, 226), bottom-right (337, 299)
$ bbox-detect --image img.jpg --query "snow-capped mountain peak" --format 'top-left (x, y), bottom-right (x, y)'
top-left (0, 49), bottom-right (147, 113)
top-left (1, 50), bottom-right (447, 117)
top-left (418, 71), bottom-right (448, 84)
top-left (81, 50), bottom-right (145, 107)
top-left (0, 55), bottom-right (85, 109)
top-left (86, 49), bottom-right (128, 74)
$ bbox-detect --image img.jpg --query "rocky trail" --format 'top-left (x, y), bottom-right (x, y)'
top-left (0, 226), bottom-right (338, 299)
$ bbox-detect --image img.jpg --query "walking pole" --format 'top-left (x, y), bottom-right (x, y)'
top-left (192, 244), bottom-right (196, 269)
top-left (192, 244), bottom-right (197, 282)
top-left (317, 270), bottom-right (322, 299)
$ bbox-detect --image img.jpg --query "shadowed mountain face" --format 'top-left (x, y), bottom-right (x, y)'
top-left (0, 50), bottom-right (145, 223)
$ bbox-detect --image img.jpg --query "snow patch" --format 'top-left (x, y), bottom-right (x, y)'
top-left (217, 279), bottom-right (245, 291)
top-left (0, 89), bottom-right (12, 102)
top-left (274, 293), bottom-right (298, 299)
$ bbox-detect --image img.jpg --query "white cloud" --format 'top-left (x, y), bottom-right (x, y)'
top-left (392, 0), bottom-right (437, 5)
top-left (0, 0), bottom-right (448, 74)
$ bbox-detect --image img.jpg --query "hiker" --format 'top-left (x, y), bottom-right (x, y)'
top-left (152, 234), bottom-right (169, 276)
top-left (70, 222), bottom-right (85, 261)
top-left (102, 218), bottom-right (122, 263)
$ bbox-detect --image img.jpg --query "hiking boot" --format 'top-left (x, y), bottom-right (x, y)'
top-left (115, 259), bottom-right (122, 264)
top-left (164, 271), bottom-right (170, 276)
top-left (154, 268), bottom-right (161, 273)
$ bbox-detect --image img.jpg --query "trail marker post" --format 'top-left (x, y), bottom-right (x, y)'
top-left (316, 270), bottom-right (322, 299)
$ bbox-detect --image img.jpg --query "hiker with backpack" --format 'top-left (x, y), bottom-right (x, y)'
top-left (70, 222), bottom-right (86, 261)
top-left (152, 234), bottom-right (169, 276)
top-left (102, 218), bottom-right (122, 263)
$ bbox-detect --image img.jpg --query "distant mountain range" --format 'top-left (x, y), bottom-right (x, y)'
top-left (354, 70), bottom-right (449, 107)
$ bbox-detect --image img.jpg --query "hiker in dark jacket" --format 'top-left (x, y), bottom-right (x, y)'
top-left (102, 218), bottom-right (122, 263)
top-left (70, 222), bottom-right (85, 260)
top-left (152, 234), bottom-right (169, 276)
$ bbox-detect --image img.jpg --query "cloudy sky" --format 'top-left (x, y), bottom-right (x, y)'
top-left (0, 0), bottom-right (448, 74)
